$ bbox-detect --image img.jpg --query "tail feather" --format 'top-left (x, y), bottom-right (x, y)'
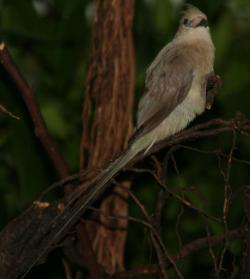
top-left (21, 147), bottom-right (136, 278)
top-left (77, 148), bottom-right (135, 209)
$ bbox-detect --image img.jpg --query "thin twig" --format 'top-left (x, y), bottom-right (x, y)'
top-left (127, 189), bottom-right (184, 279)
top-left (0, 103), bottom-right (20, 120)
top-left (127, 166), bottom-right (221, 223)
top-left (111, 226), bottom-right (248, 279)
top-left (217, 132), bottom-right (236, 275)
top-left (0, 41), bottom-right (70, 184)
top-left (0, 41), bottom-right (102, 279)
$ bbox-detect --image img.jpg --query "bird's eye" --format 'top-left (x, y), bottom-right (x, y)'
top-left (183, 18), bottom-right (190, 27)
top-left (197, 18), bottom-right (208, 27)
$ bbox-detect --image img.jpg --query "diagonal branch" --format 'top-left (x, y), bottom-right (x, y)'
top-left (0, 113), bottom-right (249, 279)
top-left (111, 226), bottom-right (249, 279)
top-left (0, 41), bottom-right (104, 279)
top-left (0, 41), bottom-right (70, 182)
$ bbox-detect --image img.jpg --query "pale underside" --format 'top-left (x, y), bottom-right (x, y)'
top-left (132, 28), bottom-right (214, 154)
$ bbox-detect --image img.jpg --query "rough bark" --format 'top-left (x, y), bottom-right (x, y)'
top-left (79, 0), bottom-right (135, 274)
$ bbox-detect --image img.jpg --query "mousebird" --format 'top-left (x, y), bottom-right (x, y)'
top-left (70, 4), bottom-right (217, 212)
top-left (22, 4), bottom-right (220, 277)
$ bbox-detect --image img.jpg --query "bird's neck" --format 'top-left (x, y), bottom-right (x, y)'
top-left (174, 29), bottom-right (215, 71)
top-left (175, 28), bottom-right (213, 46)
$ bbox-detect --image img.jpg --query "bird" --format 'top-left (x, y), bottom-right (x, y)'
top-left (21, 4), bottom-right (219, 277)
top-left (73, 3), bottom-right (216, 206)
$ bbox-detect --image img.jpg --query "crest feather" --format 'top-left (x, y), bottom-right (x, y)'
top-left (181, 4), bottom-right (206, 19)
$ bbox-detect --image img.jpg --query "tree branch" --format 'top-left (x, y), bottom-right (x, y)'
top-left (0, 41), bottom-right (103, 278)
top-left (111, 226), bottom-right (249, 279)
top-left (0, 41), bottom-right (70, 184)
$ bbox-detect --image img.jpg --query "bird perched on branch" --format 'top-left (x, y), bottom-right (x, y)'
top-left (22, 4), bottom-right (221, 277)
top-left (76, 4), bottom-right (220, 205)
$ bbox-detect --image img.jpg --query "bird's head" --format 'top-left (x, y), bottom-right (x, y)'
top-left (176, 5), bottom-right (210, 39)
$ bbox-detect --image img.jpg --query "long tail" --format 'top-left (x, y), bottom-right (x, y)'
top-left (76, 147), bottom-right (136, 209)
top-left (21, 147), bottom-right (137, 278)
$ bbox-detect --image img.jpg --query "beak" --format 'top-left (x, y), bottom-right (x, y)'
top-left (190, 16), bottom-right (208, 28)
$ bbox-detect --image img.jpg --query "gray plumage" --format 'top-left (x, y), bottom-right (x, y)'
top-left (21, 5), bottom-right (216, 277)
top-left (135, 46), bottom-right (194, 139)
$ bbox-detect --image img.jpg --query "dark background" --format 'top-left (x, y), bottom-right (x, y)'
top-left (0, 0), bottom-right (250, 278)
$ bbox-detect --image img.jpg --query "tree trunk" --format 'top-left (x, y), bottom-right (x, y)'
top-left (79, 0), bottom-right (135, 274)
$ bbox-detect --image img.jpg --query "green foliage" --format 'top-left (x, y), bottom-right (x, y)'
top-left (0, 0), bottom-right (250, 278)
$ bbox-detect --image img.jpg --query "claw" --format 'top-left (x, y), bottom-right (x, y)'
top-left (205, 72), bottom-right (222, 110)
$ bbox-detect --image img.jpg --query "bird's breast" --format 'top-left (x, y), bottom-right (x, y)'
top-left (132, 83), bottom-right (205, 155)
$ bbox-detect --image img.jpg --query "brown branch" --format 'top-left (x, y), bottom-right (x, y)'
top-left (0, 41), bottom-right (103, 279)
top-left (242, 187), bottom-right (250, 279)
top-left (0, 114), bottom-right (249, 279)
top-left (0, 41), bottom-right (70, 185)
top-left (217, 131), bottom-right (236, 275)
top-left (126, 189), bottom-right (183, 279)
top-left (79, 0), bottom-right (135, 275)
top-left (144, 121), bottom-right (230, 159)
top-left (111, 226), bottom-right (249, 279)
top-left (76, 223), bottom-right (105, 279)
top-left (38, 115), bottom-right (250, 200)
top-left (126, 166), bottom-right (221, 223)
top-left (0, 3), bottom-right (248, 279)
top-left (0, 89), bottom-right (249, 279)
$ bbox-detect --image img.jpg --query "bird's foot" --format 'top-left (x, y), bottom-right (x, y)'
top-left (204, 72), bottom-right (223, 110)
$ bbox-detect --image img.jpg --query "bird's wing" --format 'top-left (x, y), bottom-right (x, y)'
top-left (133, 45), bottom-right (194, 140)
